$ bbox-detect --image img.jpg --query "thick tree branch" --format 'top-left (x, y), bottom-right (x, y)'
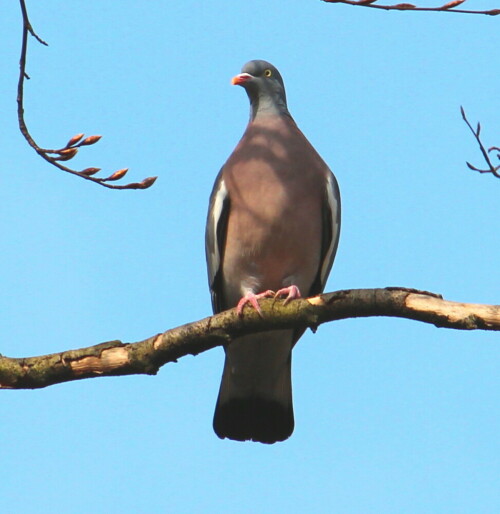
top-left (1, 287), bottom-right (498, 390)
top-left (17, 0), bottom-right (157, 190)
top-left (323, 0), bottom-right (500, 16)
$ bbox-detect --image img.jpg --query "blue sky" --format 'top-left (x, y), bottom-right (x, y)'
top-left (1, 1), bottom-right (499, 512)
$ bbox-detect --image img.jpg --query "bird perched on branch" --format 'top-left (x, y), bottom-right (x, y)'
top-left (206, 60), bottom-right (341, 443)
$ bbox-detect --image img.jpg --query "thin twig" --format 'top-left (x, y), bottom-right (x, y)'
top-left (17, 0), bottom-right (157, 190)
top-left (322, 0), bottom-right (500, 16)
top-left (461, 107), bottom-right (500, 179)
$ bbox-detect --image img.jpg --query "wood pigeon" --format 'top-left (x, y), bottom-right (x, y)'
top-left (206, 60), bottom-right (341, 444)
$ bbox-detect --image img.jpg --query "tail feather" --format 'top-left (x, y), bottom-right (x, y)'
top-left (213, 330), bottom-right (294, 444)
top-left (214, 396), bottom-right (293, 444)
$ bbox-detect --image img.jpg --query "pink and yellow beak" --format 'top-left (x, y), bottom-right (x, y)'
top-left (231, 72), bottom-right (253, 86)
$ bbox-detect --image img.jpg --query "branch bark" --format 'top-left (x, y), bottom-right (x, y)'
top-left (1, 288), bottom-right (498, 390)
top-left (323, 0), bottom-right (500, 16)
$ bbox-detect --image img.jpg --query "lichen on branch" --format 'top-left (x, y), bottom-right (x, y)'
top-left (1, 287), bottom-right (499, 390)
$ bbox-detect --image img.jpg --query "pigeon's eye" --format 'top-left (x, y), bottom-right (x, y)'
top-left (264, 69), bottom-right (272, 77)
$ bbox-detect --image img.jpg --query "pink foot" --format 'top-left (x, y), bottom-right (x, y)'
top-left (236, 290), bottom-right (275, 317)
top-left (274, 285), bottom-right (302, 305)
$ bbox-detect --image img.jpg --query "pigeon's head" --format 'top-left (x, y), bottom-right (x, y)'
top-left (232, 60), bottom-right (289, 119)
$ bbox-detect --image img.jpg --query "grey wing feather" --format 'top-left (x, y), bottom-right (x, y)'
top-left (309, 171), bottom-right (341, 296)
top-left (292, 171), bottom-right (340, 347)
top-left (205, 169), bottom-right (230, 314)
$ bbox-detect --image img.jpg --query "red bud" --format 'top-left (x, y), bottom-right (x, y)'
top-left (104, 168), bottom-right (129, 181)
top-left (80, 135), bottom-right (102, 146)
top-left (55, 148), bottom-right (78, 161)
top-left (80, 167), bottom-right (101, 176)
top-left (439, 0), bottom-right (465, 8)
top-left (124, 176), bottom-right (158, 190)
top-left (139, 176), bottom-right (158, 189)
top-left (66, 133), bottom-right (85, 147)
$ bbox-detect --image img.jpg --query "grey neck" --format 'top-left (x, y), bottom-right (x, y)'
top-left (249, 93), bottom-right (291, 121)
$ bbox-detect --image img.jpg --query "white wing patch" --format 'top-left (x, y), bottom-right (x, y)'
top-left (209, 178), bottom-right (228, 277)
top-left (320, 173), bottom-right (340, 287)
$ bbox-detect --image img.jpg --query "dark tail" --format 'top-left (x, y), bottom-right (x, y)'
top-left (213, 331), bottom-right (294, 444)
top-left (214, 396), bottom-right (294, 444)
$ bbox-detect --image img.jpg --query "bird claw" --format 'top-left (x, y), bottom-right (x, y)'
top-left (274, 285), bottom-right (301, 305)
top-left (236, 290), bottom-right (275, 317)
